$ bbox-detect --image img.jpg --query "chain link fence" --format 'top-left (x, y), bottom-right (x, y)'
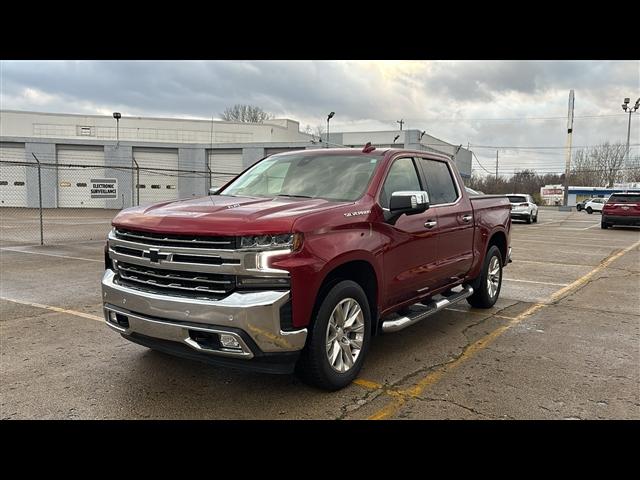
top-left (0, 149), bottom-right (238, 247)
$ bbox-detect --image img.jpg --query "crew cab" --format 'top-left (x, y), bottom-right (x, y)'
top-left (506, 194), bottom-right (538, 223)
top-left (601, 192), bottom-right (640, 228)
top-left (102, 147), bottom-right (512, 390)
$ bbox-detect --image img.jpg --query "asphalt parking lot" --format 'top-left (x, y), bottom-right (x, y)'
top-left (1, 207), bottom-right (639, 419)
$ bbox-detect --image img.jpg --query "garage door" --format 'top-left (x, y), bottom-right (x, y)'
top-left (208, 150), bottom-right (243, 188)
top-left (0, 143), bottom-right (27, 207)
top-left (133, 148), bottom-right (179, 205)
top-left (57, 146), bottom-right (106, 208)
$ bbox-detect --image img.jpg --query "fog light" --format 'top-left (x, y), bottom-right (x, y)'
top-left (109, 311), bottom-right (117, 323)
top-left (220, 334), bottom-right (241, 349)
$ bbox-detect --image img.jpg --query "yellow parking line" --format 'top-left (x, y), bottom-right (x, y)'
top-left (367, 238), bottom-right (640, 420)
top-left (353, 379), bottom-right (383, 390)
top-left (0, 297), bottom-right (104, 322)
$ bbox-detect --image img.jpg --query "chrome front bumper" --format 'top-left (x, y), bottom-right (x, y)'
top-left (101, 269), bottom-right (307, 359)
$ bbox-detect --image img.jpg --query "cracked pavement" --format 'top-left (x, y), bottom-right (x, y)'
top-left (1, 209), bottom-right (639, 419)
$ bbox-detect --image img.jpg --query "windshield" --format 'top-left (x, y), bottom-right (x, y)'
top-left (507, 196), bottom-right (526, 203)
top-left (609, 194), bottom-right (640, 203)
top-left (220, 153), bottom-right (381, 202)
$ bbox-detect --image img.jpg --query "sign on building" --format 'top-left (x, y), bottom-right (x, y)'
top-left (90, 178), bottom-right (118, 199)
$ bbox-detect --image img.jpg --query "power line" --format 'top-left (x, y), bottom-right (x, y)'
top-left (471, 151), bottom-right (494, 175)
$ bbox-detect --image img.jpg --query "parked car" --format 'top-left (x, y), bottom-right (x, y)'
top-left (601, 192), bottom-right (640, 229)
top-left (102, 147), bottom-right (512, 390)
top-left (584, 197), bottom-right (607, 214)
top-left (576, 198), bottom-right (594, 211)
top-left (506, 194), bottom-right (538, 223)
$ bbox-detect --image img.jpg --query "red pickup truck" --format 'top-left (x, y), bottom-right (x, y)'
top-left (102, 147), bottom-right (511, 390)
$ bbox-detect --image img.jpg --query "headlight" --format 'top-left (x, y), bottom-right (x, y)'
top-left (239, 233), bottom-right (302, 251)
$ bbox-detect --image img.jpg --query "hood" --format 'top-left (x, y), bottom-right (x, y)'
top-left (112, 195), bottom-right (350, 235)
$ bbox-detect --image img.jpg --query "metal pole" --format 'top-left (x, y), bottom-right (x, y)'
top-left (326, 119), bottom-right (329, 148)
top-left (132, 156), bottom-right (140, 206)
top-left (625, 109), bottom-right (632, 183)
top-left (495, 150), bottom-right (498, 179)
top-left (116, 118), bottom-right (120, 147)
top-left (31, 153), bottom-right (44, 245)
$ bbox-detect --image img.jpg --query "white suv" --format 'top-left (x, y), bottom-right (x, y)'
top-left (507, 194), bottom-right (539, 224)
top-left (584, 197), bottom-right (607, 214)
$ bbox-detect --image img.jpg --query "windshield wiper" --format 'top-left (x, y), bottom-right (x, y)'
top-left (277, 194), bottom-right (313, 199)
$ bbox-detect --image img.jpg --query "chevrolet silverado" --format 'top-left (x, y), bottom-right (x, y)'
top-left (102, 146), bottom-right (511, 390)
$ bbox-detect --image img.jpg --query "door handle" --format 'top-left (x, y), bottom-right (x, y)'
top-left (424, 220), bottom-right (437, 229)
top-left (461, 214), bottom-right (473, 223)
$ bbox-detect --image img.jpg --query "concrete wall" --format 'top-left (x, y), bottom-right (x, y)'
top-left (25, 142), bottom-right (57, 208)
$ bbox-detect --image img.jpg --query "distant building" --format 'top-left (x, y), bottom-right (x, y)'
top-left (540, 184), bottom-right (565, 205)
top-left (329, 129), bottom-right (472, 178)
top-left (1, 110), bottom-right (472, 209)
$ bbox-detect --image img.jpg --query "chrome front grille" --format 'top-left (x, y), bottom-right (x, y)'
top-left (114, 228), bottom-right (237, 250)
top-left (115, 261), bottom-right (235, 300)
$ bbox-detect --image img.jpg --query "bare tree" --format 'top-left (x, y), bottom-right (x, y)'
top-left (314, 125), bottom-right (325, 139)
top-left (570, 141), bottom-right (627, 187)
top-left (220, 104), bottom-right (273, 123)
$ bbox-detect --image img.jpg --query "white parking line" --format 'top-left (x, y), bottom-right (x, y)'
top-left (503, 278), bottom-right (569, 287)
top-left (514, 259), bottom-right (593, 268)
top-left (0, 247), bottom-right (102, 263)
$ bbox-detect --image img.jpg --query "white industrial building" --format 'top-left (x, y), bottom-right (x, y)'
top-left (1, 110), bottom-right (473, 209)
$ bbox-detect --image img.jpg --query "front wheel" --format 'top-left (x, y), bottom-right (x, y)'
top-left (467, 245), bottom-right (503, 308)
top-left (586, 207), bottom-right (593, 214)
top-left (601, 221), bottom-right (609, 229)
top-left (525, 214), bottom-right (532, 224)
top-left (296, 280), bottom-right (371, 391)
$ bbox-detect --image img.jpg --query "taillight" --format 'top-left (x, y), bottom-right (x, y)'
top-left (519, 203), bottom-right (528, 207)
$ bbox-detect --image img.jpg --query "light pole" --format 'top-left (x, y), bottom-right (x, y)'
top-left (621, 97), bottom-right (639, 182)
top-left (326, 111), bottom-right (335, 148)
top-left (113, 112), bottom-right (121, 148)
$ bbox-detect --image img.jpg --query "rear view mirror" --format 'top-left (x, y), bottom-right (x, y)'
top-left (387, 190), bottom-right (429, 224)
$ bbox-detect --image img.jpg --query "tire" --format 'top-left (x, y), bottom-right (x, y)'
top-left (533, 212), bottom-right (538, 223)
top-left (296, 280), bottom-right (371, 391)
top-left (525, 214), bottom-right (532, 224)
top-left (576, 205), bottom-right (582, 211)
top-left (586, 207), bottom-right (593, 214)
top-left (601, 221), bottom-right (608, 229)
top-left (467, 245), bottom-right (503, 308)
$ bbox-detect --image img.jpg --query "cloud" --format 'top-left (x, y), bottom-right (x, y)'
top-left (1, 60), bottom-right (638, 174)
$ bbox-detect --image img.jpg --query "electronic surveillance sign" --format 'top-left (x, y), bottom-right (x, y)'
top-left (90, 178), bottom-right (118, 199)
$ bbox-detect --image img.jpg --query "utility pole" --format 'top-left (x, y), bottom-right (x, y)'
top-left (562, 90), bottom-right (575, 208)
top-left (326, 111), bottom-right (335, 148)
top-left (397, 119), bottom-right (404, 131)
top-left (495, 150), bottom-right (499, 179)
top-left (621, 97), bottom-right (639, 183)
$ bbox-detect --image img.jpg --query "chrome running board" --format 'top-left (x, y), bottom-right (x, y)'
top-left (381, 285), bottom-right (474, 333)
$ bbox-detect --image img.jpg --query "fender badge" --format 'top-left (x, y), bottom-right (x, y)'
top-left (344, 210), bottom-right (371, 217)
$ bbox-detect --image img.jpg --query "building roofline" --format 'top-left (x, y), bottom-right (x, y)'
top-left (0, 109), bottom-right (300, 130)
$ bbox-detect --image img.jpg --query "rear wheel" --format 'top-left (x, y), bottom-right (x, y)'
top-left (586, 207), bottom-right (593, 214)
top-left (296, 280), bottom-right (371, 391)
top-left (525, 214), bottom-right (532, 224)
top-left (467, 245), bottom-right (503, 308)
top-left (533, 212), bottom-right (538, 223)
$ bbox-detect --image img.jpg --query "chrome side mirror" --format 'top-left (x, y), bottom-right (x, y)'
top-left (387, 190), bottom-right (430, 224)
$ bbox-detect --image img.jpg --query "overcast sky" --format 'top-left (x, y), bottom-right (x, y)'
top-left (1, 60), bottom-right (638, 175)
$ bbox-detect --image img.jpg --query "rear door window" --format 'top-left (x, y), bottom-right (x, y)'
top-left (507, 196), bottom-right (526, 203)
top-left (418, 159), bottom-right (459, 205)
